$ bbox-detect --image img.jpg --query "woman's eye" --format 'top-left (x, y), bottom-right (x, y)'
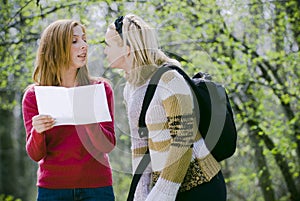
top-left (101, 40), bottom-right (109, 47)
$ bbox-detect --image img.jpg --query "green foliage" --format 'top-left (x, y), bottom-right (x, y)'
top-left (1, 0), bottom-right (300, 201)
top-left (112, 171), bottom-right (131, 201)
top-left (0, 194), bottom-right (21, 201)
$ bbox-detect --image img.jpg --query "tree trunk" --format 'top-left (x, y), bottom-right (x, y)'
top-left (233, 94), bottom-right (276, 201)
top-left (249, 130), bottom-right (276, 201)
top-left (285, 0), bottom-right (300, 47)
top-left (0, 108), bottom-right (17, 196)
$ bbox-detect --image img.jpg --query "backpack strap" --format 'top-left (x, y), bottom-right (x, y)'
top-left (138, 66), bottom-right (173, 138)
top-left (126, 149), bottom-right (150, 201)
top-left (127, 66), bottom-right (172, 201)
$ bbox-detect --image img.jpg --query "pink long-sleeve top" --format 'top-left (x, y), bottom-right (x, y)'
top-left (22, 80), bottom-right (116, 189)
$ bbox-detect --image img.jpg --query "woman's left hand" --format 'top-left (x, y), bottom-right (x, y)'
top-left (32, 114), bottom-right (55, 133)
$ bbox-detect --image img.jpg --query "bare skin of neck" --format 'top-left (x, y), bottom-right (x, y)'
top-left (61, 68), bottom-right (77, 87)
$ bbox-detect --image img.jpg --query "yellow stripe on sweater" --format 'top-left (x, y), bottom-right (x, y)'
top-left (149, 138), bottom-right (171, 152)
top-left (132, 146), bottom-right (148, 158)
top-left (162, 94), bottom-right (193, 116)
top-left (161, 148), bottom-right (193, 183)
top-left (147, 122), bottom-right (168, 131)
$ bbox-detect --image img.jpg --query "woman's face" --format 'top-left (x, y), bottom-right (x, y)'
top-left (104, 28), bottom-right (130, 72)
top-left (70, 25), bottom-right (88, 69)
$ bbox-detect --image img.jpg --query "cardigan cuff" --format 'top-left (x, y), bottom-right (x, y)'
top-left (134, 172), bottom-right (151, 201)
top-left (198, 154), bottom-right (221, 180)
top-left (146, 177), bottom-right (180, 201)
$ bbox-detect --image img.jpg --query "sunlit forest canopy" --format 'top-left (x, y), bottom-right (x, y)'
top-left (0, 0), bottom-right (299, 201)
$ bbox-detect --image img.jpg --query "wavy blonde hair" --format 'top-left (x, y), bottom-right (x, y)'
top-left (33, 19), bottom-right (90, 86)
top-left (110, 14), bottom-right (180, 86)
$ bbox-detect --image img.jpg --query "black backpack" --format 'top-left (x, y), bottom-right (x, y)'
top-left (138, 64), bottom-right (237, 161)
top-left (127, 64), bottom-right (237, 201)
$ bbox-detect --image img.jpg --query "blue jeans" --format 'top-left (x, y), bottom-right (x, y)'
top-left (37, 186), bottom-right (115, 201)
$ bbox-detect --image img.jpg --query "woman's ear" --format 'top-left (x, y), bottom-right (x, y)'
top-left (125, 45), bottom-right (131, 57)
top-left (124, 45), bottom-right (134, 68)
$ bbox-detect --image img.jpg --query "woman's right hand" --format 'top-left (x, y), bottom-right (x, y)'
top-left (32, 115), bottom-right (55, 133)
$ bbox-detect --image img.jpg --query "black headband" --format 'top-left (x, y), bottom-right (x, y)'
top-left (114, 16), bottom-right (124, 39)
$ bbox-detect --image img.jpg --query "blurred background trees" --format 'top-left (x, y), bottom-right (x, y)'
top-left (0, 0), bottom-right (299, 201)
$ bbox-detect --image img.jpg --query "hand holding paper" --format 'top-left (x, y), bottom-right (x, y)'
top-left (35, 84), bottom-right (112, 126)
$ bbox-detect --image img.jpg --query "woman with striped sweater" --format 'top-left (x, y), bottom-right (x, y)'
top-left (104, 14), bottom-right (226, 201)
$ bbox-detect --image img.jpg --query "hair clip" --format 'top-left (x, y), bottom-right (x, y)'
top-left (114, 16), bottom-right (124, 39)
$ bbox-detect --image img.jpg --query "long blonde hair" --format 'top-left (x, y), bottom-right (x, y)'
top-left (33, 19), bottom-right (90, 86)
top-left (111, 14), bottom-right (180, 86)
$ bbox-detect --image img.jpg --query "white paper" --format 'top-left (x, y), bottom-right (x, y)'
top-left (35, 84), bottom-right (112, 126)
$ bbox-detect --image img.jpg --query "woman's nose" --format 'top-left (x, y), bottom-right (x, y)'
top-left (81, 40), bottom-right (88, 49)
top-left (81, 44), bottom-right (87, 50)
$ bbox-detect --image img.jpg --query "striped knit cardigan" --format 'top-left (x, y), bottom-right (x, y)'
top-left (124, 69), bottom-right (221, 201)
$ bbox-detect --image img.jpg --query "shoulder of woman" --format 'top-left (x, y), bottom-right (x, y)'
top-left (160, 69), bottom-right (182, 84)
top-left (91, 77), bottom-right (112, 87)
top-left (23, 83), bottom-right (36, 95)
top-left (22, 84), bottom-right (37, 103)
top-left (90, 77), bottom-right (114, 97)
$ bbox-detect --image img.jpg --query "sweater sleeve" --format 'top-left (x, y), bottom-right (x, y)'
top-left (147, 70), bottom-right (196, 200)
top-left (124, 83), bottom-right (151, 201)
top-left (22, 85), bottom-right (47, 162)
top-left (133, 154), bottom-right (151, 201)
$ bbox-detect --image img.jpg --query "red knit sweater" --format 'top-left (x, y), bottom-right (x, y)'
top-left (22, 81), bottom-right (115, 189)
